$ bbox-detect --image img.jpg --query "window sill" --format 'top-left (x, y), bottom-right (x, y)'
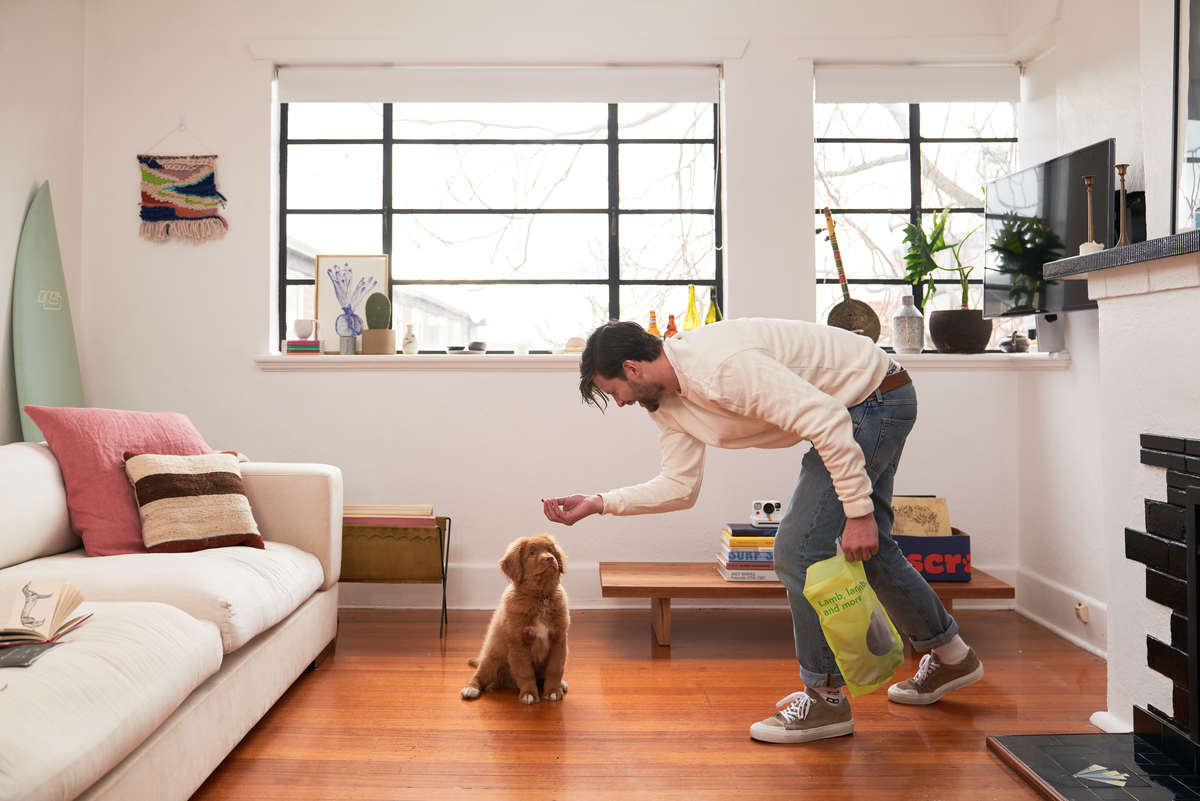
top-left (256, 351), bottom-right (1070, 373)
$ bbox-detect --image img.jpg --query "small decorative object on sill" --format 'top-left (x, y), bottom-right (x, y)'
top-left (293, 318), bottom-right (316, 341)
top-left (891, 295), bottom-right (924, 354)
top-left (467, 340), bottom-right (487, 354)
top-left (360, 291), bottom-right (395, 354)
top-left (999, 330), bottom-right (1030, 353)
top-left (664, 313), bottom-right (678, 338)
top-left (1115, 163), bottom-right (1130, 246)
top-left (401, 324), bottom-right (418, 354)
top-left (704, 287), bottom-right (722, 324)
top-left (339, 335), bottom-right (356, 355)
top-left (136, 154), bottom-right (228, 243)
top-left (821, 207), bottom-right (881, 342)
top-left (682, 285), bottom-right (702, 331)
top-left (284, 339), bottom-right (320, 355)
top-left (646, 310), bottom-right (661, 337)
top-left (1078, 175), bottom-right (1104, 255)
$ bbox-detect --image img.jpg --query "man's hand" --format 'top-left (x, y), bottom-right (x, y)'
top-left (543, 494), bottom-right (603, 526)
top-left (841, 513), bottom-right (878, 562)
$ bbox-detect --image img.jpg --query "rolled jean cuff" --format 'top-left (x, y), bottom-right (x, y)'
top-left (799, 666), bottom-right (845, 689)
top-left (908, 618), bottom-right (960, 652)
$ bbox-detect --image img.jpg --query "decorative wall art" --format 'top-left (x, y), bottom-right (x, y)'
top-left (314, 255), bottom-right (390, 353)
top-left (136, 154), bottom-right (228, 243)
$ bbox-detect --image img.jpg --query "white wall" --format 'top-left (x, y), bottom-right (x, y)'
top-left (1014, 0), bottom-right (1185, 719)
top-left (0, 0), bottom-right (85, 442)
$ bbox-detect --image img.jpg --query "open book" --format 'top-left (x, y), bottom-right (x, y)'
top-left (0, 580), bottom-right (91, 646)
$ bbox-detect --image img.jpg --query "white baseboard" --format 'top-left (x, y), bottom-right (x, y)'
top-left (1014, 567), bottom-right (1108, 658)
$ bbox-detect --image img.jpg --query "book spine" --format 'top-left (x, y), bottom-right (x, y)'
top-left (342, 516), bottom-right (438, 527)
top-left (721, 549), bottom-right (775, 561)
top-left (721, 536), bottom-right (776, 547)
top-left (717, 565), bottom-right (780, 582)
top-left (724, 525), bottom-right (776, 538)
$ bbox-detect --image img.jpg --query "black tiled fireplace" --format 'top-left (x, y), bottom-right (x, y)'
top-left (987, 434), bottom-right (1200, 801)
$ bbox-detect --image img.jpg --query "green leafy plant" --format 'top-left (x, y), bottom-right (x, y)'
top-left (902, 209), bottom-right (979, 309)
top-left (988, 213), bottom-right (1065, 311)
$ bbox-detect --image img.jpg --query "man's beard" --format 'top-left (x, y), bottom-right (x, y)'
top-left (631, 381), bottom-right (665, 412)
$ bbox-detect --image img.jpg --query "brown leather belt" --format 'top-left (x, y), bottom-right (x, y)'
top-left (876, 369), bottom-right (912, 395)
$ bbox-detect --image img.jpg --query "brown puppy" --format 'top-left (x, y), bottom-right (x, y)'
top-left (461, 534), bottom-right (569, 704)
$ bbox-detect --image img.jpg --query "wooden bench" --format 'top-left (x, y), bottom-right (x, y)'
top-left (599, 561), bottom-right (1015, 648)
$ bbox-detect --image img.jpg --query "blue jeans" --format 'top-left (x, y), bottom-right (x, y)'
top-left (772, 381), bottom-right (958, 689)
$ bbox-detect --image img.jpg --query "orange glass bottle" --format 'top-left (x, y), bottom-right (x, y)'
top-left (646, 310), bottom-right (661, 337)
top-left (664, 313), bottom-right (678, 338)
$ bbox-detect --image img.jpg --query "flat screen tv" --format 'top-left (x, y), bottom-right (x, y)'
top-left (982, 139), bottom-right (1113, 319)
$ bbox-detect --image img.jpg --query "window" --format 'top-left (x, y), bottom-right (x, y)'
top-left (814, 102), bottom-right (1020, 349)
top-left (279, 99), bottom-right (721, 352)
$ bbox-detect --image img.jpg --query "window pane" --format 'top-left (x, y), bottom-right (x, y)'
top-left (392, 283), bottom-right (609, 351)
top-left (920, 102), bottom-right (1017, 139)
top-left (814, 103), bottom-right (908, 139)
top-left (393, 143), bottom-right (607, 210)
top-left (286, 215), bottom-right (383, 267)
top-left (620, 214), bottom-right (715, 280)
top-left (287, 103), bottom-right (383, 140)
top-left (815, 212), bottom-right (908, 280)
top-left (815, 143), bottom-right (910, 210)
top-left (921, 142), bottom-right (1017, 209)
top-left (284, 284), bottom-right (316, 333)
top-left (392, 103), bottom-right (607, 140)
top-left (287, 144), bottom-right (382, 209)
top-left (391, 213), bottom-right (607, 280)
top-left (618, 103), bottom-right (714, 139)
top-left (816, 283), bottom-right (900, 350)
top-left (619, 143), bottom-right (715, 209)
top-left (619, 284), bottom-right (718, 334)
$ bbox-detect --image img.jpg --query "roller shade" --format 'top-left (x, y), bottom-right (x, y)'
top-left (277, 66), bottom-right (720, 104)
top-left (814, 64), bottom-right (1019, 104)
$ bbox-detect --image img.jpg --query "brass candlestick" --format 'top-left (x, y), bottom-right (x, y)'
top-left (1083, 175), bottom-right (1095, 242)
top-left (1115, 163), bottom-right (1130, 246)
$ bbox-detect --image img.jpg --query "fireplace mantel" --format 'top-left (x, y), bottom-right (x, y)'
top-left (1044, 230), bottom-right (1200, 299)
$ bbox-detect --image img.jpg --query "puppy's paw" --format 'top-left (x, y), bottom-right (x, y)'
top-left (545, 689), bottom-right (562, 701)
top-left (560, 680), bottom-right (568, 695)
top-left (461, 686), bottom-right (481, 699)
top-left (519, 691), bottom-right (539, 705)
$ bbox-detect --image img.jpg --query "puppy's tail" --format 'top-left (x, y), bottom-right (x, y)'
top-left (467, 657), bottom-right (478, 667)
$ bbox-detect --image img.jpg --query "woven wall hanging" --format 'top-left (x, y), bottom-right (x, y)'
top-left (136, 154), bottom-right (228, 243)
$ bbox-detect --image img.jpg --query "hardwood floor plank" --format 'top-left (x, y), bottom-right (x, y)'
top-left (190, 608), bottom-right (1105, 801)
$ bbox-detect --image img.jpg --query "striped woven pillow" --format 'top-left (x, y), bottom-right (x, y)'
top-left (124, 452), bottom-right (264, 553)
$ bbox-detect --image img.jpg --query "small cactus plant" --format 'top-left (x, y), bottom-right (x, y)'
top-left (365, 292), bottom-right (391, 330)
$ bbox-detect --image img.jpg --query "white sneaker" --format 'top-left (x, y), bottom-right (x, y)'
top-left (888, 649), bottom-right (984, 705)
top-left (749, 687), bottom-right (854, 744)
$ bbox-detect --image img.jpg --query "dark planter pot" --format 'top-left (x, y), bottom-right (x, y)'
top-left (928, 309), bottom-right (992, 354)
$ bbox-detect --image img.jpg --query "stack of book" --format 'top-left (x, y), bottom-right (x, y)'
top-left (717, 522), bottom-right (780, 582)
top-left (284, 339), bottom-right (321, 355)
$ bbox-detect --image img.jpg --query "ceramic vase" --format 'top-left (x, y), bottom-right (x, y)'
top-left (401, 324), bottom-right (418, 355)
top-left (891, 296), bottom-right (924, 354)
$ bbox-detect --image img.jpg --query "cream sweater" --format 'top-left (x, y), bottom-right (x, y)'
top-left (599, 318), bottom-right (893, 520)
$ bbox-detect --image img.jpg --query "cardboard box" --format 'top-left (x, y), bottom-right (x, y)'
top-left (894, 527), bottom-right (971, 582)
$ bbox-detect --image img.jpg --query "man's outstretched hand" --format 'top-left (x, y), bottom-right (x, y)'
top-left (543, 494), bottom-right (603, 526)
top-left (841, 513), bottom-right (879, 562)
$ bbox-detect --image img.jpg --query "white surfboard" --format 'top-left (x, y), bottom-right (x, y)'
top-left (12, 181), bottom-right (84, 441)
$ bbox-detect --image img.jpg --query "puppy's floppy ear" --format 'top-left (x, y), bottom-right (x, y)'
top-left (499, 538), bottom-right (525, 582)
top-left (548, 537), bottom-right (566, 574)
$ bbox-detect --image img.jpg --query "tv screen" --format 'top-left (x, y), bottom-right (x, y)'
top-left (982, 139), bottom-right (1112, 318)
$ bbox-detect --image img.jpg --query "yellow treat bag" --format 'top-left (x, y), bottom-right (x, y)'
top-left (802, 550), bottom-right (903, 696)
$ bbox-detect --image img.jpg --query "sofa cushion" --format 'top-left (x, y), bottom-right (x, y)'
top-left (0, 600), bottom-right (223, 801)
top-left (125, 452), bottom-right (265, 553)
top-left (0, 443), bottom-right (79, 570)
top-left (0, 542), bottom-right (323, 653)
top-left (23, 406), bottom-right (212, 557)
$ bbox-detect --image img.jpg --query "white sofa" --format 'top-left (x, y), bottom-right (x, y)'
top-left (0, 442), bottom-right (342, 801)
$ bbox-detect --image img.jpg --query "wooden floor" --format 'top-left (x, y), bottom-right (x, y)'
top-left (191, 608), bottom-right (1106, 801)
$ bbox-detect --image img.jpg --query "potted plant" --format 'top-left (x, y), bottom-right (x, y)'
top-left (901, 210), bottom-right (992, 354)
top-left (988, 212), bottom-right (1065, 313)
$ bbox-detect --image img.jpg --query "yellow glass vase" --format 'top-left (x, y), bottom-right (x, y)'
top-left (681, 284), bottom-right (702, 331)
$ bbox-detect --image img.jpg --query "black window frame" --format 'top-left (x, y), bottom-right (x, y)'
top-left (814, 102), bottom-right (1018, 310)
top-left (277, 102), bottom-right (723, 351)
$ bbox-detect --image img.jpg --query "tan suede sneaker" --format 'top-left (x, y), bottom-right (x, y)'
top-left (749, 687), bottom-right (854, 744)
top-left (888, 648), bottom-right (984, 705)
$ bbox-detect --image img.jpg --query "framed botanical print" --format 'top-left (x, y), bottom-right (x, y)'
top-left (314, 254), bottom-right (390, 353)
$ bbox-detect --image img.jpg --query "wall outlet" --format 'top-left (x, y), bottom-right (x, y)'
top-left (1074, 602), bottom-right (1090, 624)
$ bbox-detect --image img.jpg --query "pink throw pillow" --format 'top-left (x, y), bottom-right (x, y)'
top-left (24, 406), bottom-right (212, 556)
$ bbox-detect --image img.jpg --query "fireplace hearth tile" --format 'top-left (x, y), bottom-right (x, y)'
top-left (1146, 500), bottom-right (1186, 541)
top-left (989, 733), bottom-right (1200, 800)
top-left (1144, 449), bottom-right (1191, 471)
top-left (1143, 435), bottom-right (1188, 453)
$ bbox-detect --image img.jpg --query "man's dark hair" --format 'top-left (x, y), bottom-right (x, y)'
top-left (579, 321), bottom-right (664, 409)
